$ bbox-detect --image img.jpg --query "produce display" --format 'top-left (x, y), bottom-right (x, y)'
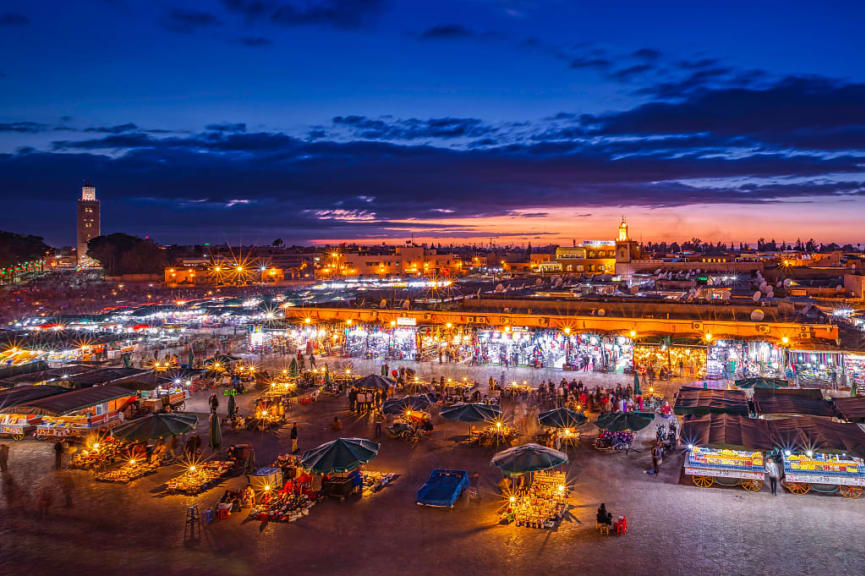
top-left (165, 461), bottom-right (234, 495)
top-left (95, 460), bottom-right (158, 483)
top-left (502, 470), bottom-right (568, 529)
top-left (472, 423), bottom-right (518, 447)
top-left (361, 470), bottom-right (398, 496)
top-left (783, 453), bottom-right (865, 487)
top-left (69, 437), bottom-right (124, 471)
top-left (0, 414), bottom-right (41, 439)
top-left (685, 446), bottom-right (765, 480)
top-left (251, 492), bottom-right (316, 522)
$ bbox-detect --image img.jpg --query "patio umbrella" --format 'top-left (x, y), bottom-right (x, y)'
top-left (352, 374), bottom-right (394, 390)
top-left (440, 402), bottom-right (502, 422)
top-left (288, 358), bottom-right (299, 377)
top-left (227, 394), bottom-right (236, 419)
top-left (111, 413), bottom-right (198, 442)
top-left (491, 443), bottom-right (568, 476)
top-left (381, 394), bottom-right (432, 416)
top-left (595, 411), bottom-right (654, 432)
top-left (538, 407), bottom-right (587, 429)
top-left (209, 413), bottom-right (222, 450)
top-left (301, 437), bottom-right (380, 474)
top-left (633, 372), bottom-right (641, 396)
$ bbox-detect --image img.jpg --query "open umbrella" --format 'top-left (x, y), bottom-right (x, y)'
top-left (111, 413), bottom-right (198, 442)
top-left (595, 411), bottom-right (654, 432)
top-left (227, 393), bottom-right (236, 419)
top-left (440, 402), bottom-right (502, 422)
top-left (352, 374), bottom-right (394, 390)
top-left (209, 413), bottom-right (222, 450)
top-left (301, 437), bottom-right (380, 474)
top-left (381, 394), bottom-right (432, 416)
top-left (491, 443), bottom-right (568, 476)
top-left (538, 407), bottom-right (587, 429)
top-left (633, 371), bottom-right (642, 396)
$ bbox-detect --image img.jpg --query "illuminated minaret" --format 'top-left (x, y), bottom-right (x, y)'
top-left (76, 183), bottom-right (100, 265)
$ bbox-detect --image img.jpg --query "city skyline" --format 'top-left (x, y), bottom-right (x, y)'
top-left (2, 1), bottom-right (865, 246)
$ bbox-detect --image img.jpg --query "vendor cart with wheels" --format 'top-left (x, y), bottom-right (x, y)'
top-left (781, 452), bottom-right (865, 498)
top-left (684, 445), bottom-right (765, 492)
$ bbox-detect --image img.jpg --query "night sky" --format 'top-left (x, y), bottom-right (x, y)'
top-left (2, 1), bottom-right (865, 247)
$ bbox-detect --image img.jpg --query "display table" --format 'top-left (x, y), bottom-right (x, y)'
top-left (165, 461), bottom-right (233, 495)
top-left (95, 460), bottom-right (158, 483)
top-left (322, 476), bottom-right (354, 501)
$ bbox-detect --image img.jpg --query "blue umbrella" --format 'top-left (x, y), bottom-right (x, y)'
top-left (301, 437), bottom-right (380, 474)
top-left (491, 443), bottom-right (568, 476)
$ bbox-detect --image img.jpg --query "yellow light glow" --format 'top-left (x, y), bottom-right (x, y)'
top-left (390, 320), bottom-right (396, 327)
top-left (189, 465), bottom-right (197, 472)
top-left (629, 330), bottom-right (636, 338)
top-left (704, 333), bottom-right (712, 341)
top-left (346, 319), bottom-right (353, 325)
top-left (509, 496), bottom-right (516, 503)
top-left (129, 459), bottom-right (136, 465)
top-left (264, 484), bottom-right (271, 492)
top-left (557, 485), bottom-right (565, 493)
top-left (445, 322), bottom-right (452, 328)
top-left (781, 336), bottom-right (789, 344)
top-left (563, 327), bottom-right (571, 335)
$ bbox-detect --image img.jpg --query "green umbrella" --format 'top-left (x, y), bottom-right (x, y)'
top-left (595, 411), bottom-right (654, 432)
top-left (301, 437), bottom-right (380, 474)
top-left (288, 358), bottom-right (299, 378)
top-left (538, 407), bottom-right (587, 429)
top-left (209, 413), bottom-right (222, 450)
top-left (491, 443), bottom-right (568, 476)
top-left (227, 394), bottom-right (236, 419)
top-left (440, 402), bottom-right (502, 422)
top-left (111, 413), bottom-right (198, 442)
top-left (633, 372), bottom-right (642, 396)
top-left (382, 394), bottom-right (432, 415)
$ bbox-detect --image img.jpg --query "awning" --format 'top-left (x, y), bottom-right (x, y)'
top-left (0, 385), bottom-right (68, 409)
top-left (754, 388), bottom-right (834, 418)
top-left (681, 413), bottom-right (772, 451)
top-left (832, 397), bottom-right (865, 422)
top-left (0, 385), bottom-right (135, 416)
top-left (674, 387), bottom-right (750, 416)
top-left (769, 417), bottom-right (865, 458)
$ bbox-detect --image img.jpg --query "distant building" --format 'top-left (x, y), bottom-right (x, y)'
top-left (76, 183), bottom-right (100, 266)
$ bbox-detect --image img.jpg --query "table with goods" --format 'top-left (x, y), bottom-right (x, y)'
top-left (501, 470), bottom-right (568, 529)
top-left (165, 461), bottom-right (234, 495)
top-left (0, 414), bottom-right (41, 440)
top-left (95, 458), bottom-right (159, 483)
top-left (69, 437), bottom-right (125, 471)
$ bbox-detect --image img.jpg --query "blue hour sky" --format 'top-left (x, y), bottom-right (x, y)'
top-left (2, 1), bottom-right (865, 246)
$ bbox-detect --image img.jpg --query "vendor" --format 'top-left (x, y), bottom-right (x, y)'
top-left (597, 503), bottom-right (612, 526)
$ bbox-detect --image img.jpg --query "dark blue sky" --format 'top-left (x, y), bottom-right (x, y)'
top-left (2, 1), bottom-right (865, 246)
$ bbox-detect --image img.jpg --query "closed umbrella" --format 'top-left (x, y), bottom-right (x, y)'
top-left (301, 437), bottom-right (380, 474)
top-left (491, 443), bottom-right (568, 476)
top-left (538, 407), bottom-right (587, 429)
top-left (111, 413), bottom-right (198, 442)
top-left (595, 411), bottom-right (654, 432)
top-left (633, 372), bottom-right (641, 396)
top-left (209, 412), bottom-right (222, 450)
top-left (288, 358), bottom-right (299, 378)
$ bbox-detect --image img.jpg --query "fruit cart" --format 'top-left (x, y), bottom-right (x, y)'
top-left (0, 414), bottom-right (42, 441)
top-left (684, 446), bottom-right (765, 491)
top-left (781, 452), bottom-right (865, 498)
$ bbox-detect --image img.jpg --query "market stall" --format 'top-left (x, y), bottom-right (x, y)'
top-left (770, 417), bottom-right (865, 498)
top-left (634, 342), bottom-right (706, 380)
top-left (0, 386), bottom-right (136, 439)
top-left (301, 437), bottom-right (382, 502)
top-left (537, 407), bottom-right (588, 449)
top-left (593, 412), bottom-right (653, 451)
top-left (674, 387), bottom-right (750, 417)
top-left (165, 460), bottom-right (235, 495)
top-left (681, 413), bottom-right (771, 491)
top-left (0, 385), bottom-right (66, 440)
top-left (492, 444), bottom-right (569, 529)
top-left (788, 350), bottom-right (845, 388)
top-left (69, 435), bottom-right (125, 471)
top-left (706, 340), bottom-right (786, 381)
top-left (753, 388), bottom-right (834, 420)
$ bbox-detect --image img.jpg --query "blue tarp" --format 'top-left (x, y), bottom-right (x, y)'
top-left (416, 469), bottom-right (469, 508)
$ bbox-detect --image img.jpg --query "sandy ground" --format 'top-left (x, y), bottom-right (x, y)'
top-left (1, 359), bottom-right (863, 576)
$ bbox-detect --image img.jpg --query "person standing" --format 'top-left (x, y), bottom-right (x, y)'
top-left (0, 443), bottom-right (9, 472)
top-left (374, 411), bottom-right (384, 438)
top-left (209, 392), bottom-right (219, 413)
top-left (766, 456), bottom-right (779, 495)
top-left (290, 423), bottom-right (298, 453)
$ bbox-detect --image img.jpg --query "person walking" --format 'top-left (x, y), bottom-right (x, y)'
top-left (209, 392), bottom-right (219, 413)
top-left (0, 443), bottom-right (9, 472)
top-left (766, 456), bottom-right (779, 495)
top-left (290, 423), bottom-right (298, 453)
top-left (53, 440), bottom-right (64, 470)
top-left (651, 442), bottom-right (661, 476)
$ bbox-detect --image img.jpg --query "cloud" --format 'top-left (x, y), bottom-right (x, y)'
top-left (240, 35), bottom-right (271, 46)
top-left (269, 0), bottom-right (385, 29)
top-left (0, 122), bottom-right (51, 133)
top-left (84, 123), bottom-right (139, 134)
top-left (420, 24), bottom-right (474, 40)
top-left (632, 48), bottom-right (661, 61)
top-left (568, 56), bottom-right (610, 71)
top-left (332, 115), bottom-right (496, 140)
top-left (609, 63), bottom-right (654, 82)
top-left (205, 122), bottom-right (247, 133)
top-left (0, 12), bottom-right (29, 26)
top-left (163, 9), bottom-right (221, 33)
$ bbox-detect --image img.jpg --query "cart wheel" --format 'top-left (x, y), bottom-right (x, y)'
top-left (840, 486), bottom-right (863, 499)
top-left (740, 479), bottom-right (762, 492)
top-left (785, 482), bottom-right (811, 495)
top-left (11, 433), bottom-right (24, 441)
top-left (176, 403), bottom-right (186, 412)
top-left (692, 475), bottom-right (714, 488)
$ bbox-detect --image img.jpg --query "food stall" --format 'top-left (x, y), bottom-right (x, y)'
top-left (770, 417), bottom-right (865, 498)
top-left (0, 386), bottom-right (136, 439)
top-left (69, 435), bottom-right (125, 470)
top-left (681, 413), bottom-right (771, 491)
top-left (492, 444), bottom-right (569, 530)
top-left (0, 385), bottom-right (66, 440)
top-left (301, 438), bottom-right (381, 502)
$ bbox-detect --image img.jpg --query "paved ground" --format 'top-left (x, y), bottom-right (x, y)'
top-left (2, 359), bottom-right (864, 576)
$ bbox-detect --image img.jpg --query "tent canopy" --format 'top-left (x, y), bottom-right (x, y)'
top-left (754, 388), bottom-right (834, 418)
top-left (769, 417), bottom-right (865, 458)
top-left (351, 374), bottom-right (394, 390)
top-left (0, 385), bottom-right (68, 410)
top-left (681, 413), bottom-right (772, 451)
top-left (832, 397), bottom-right (865, 422)
top-left (0, 385), bottom-right (135, 416)
top-left (674, 387), bottom-right (750, 416)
